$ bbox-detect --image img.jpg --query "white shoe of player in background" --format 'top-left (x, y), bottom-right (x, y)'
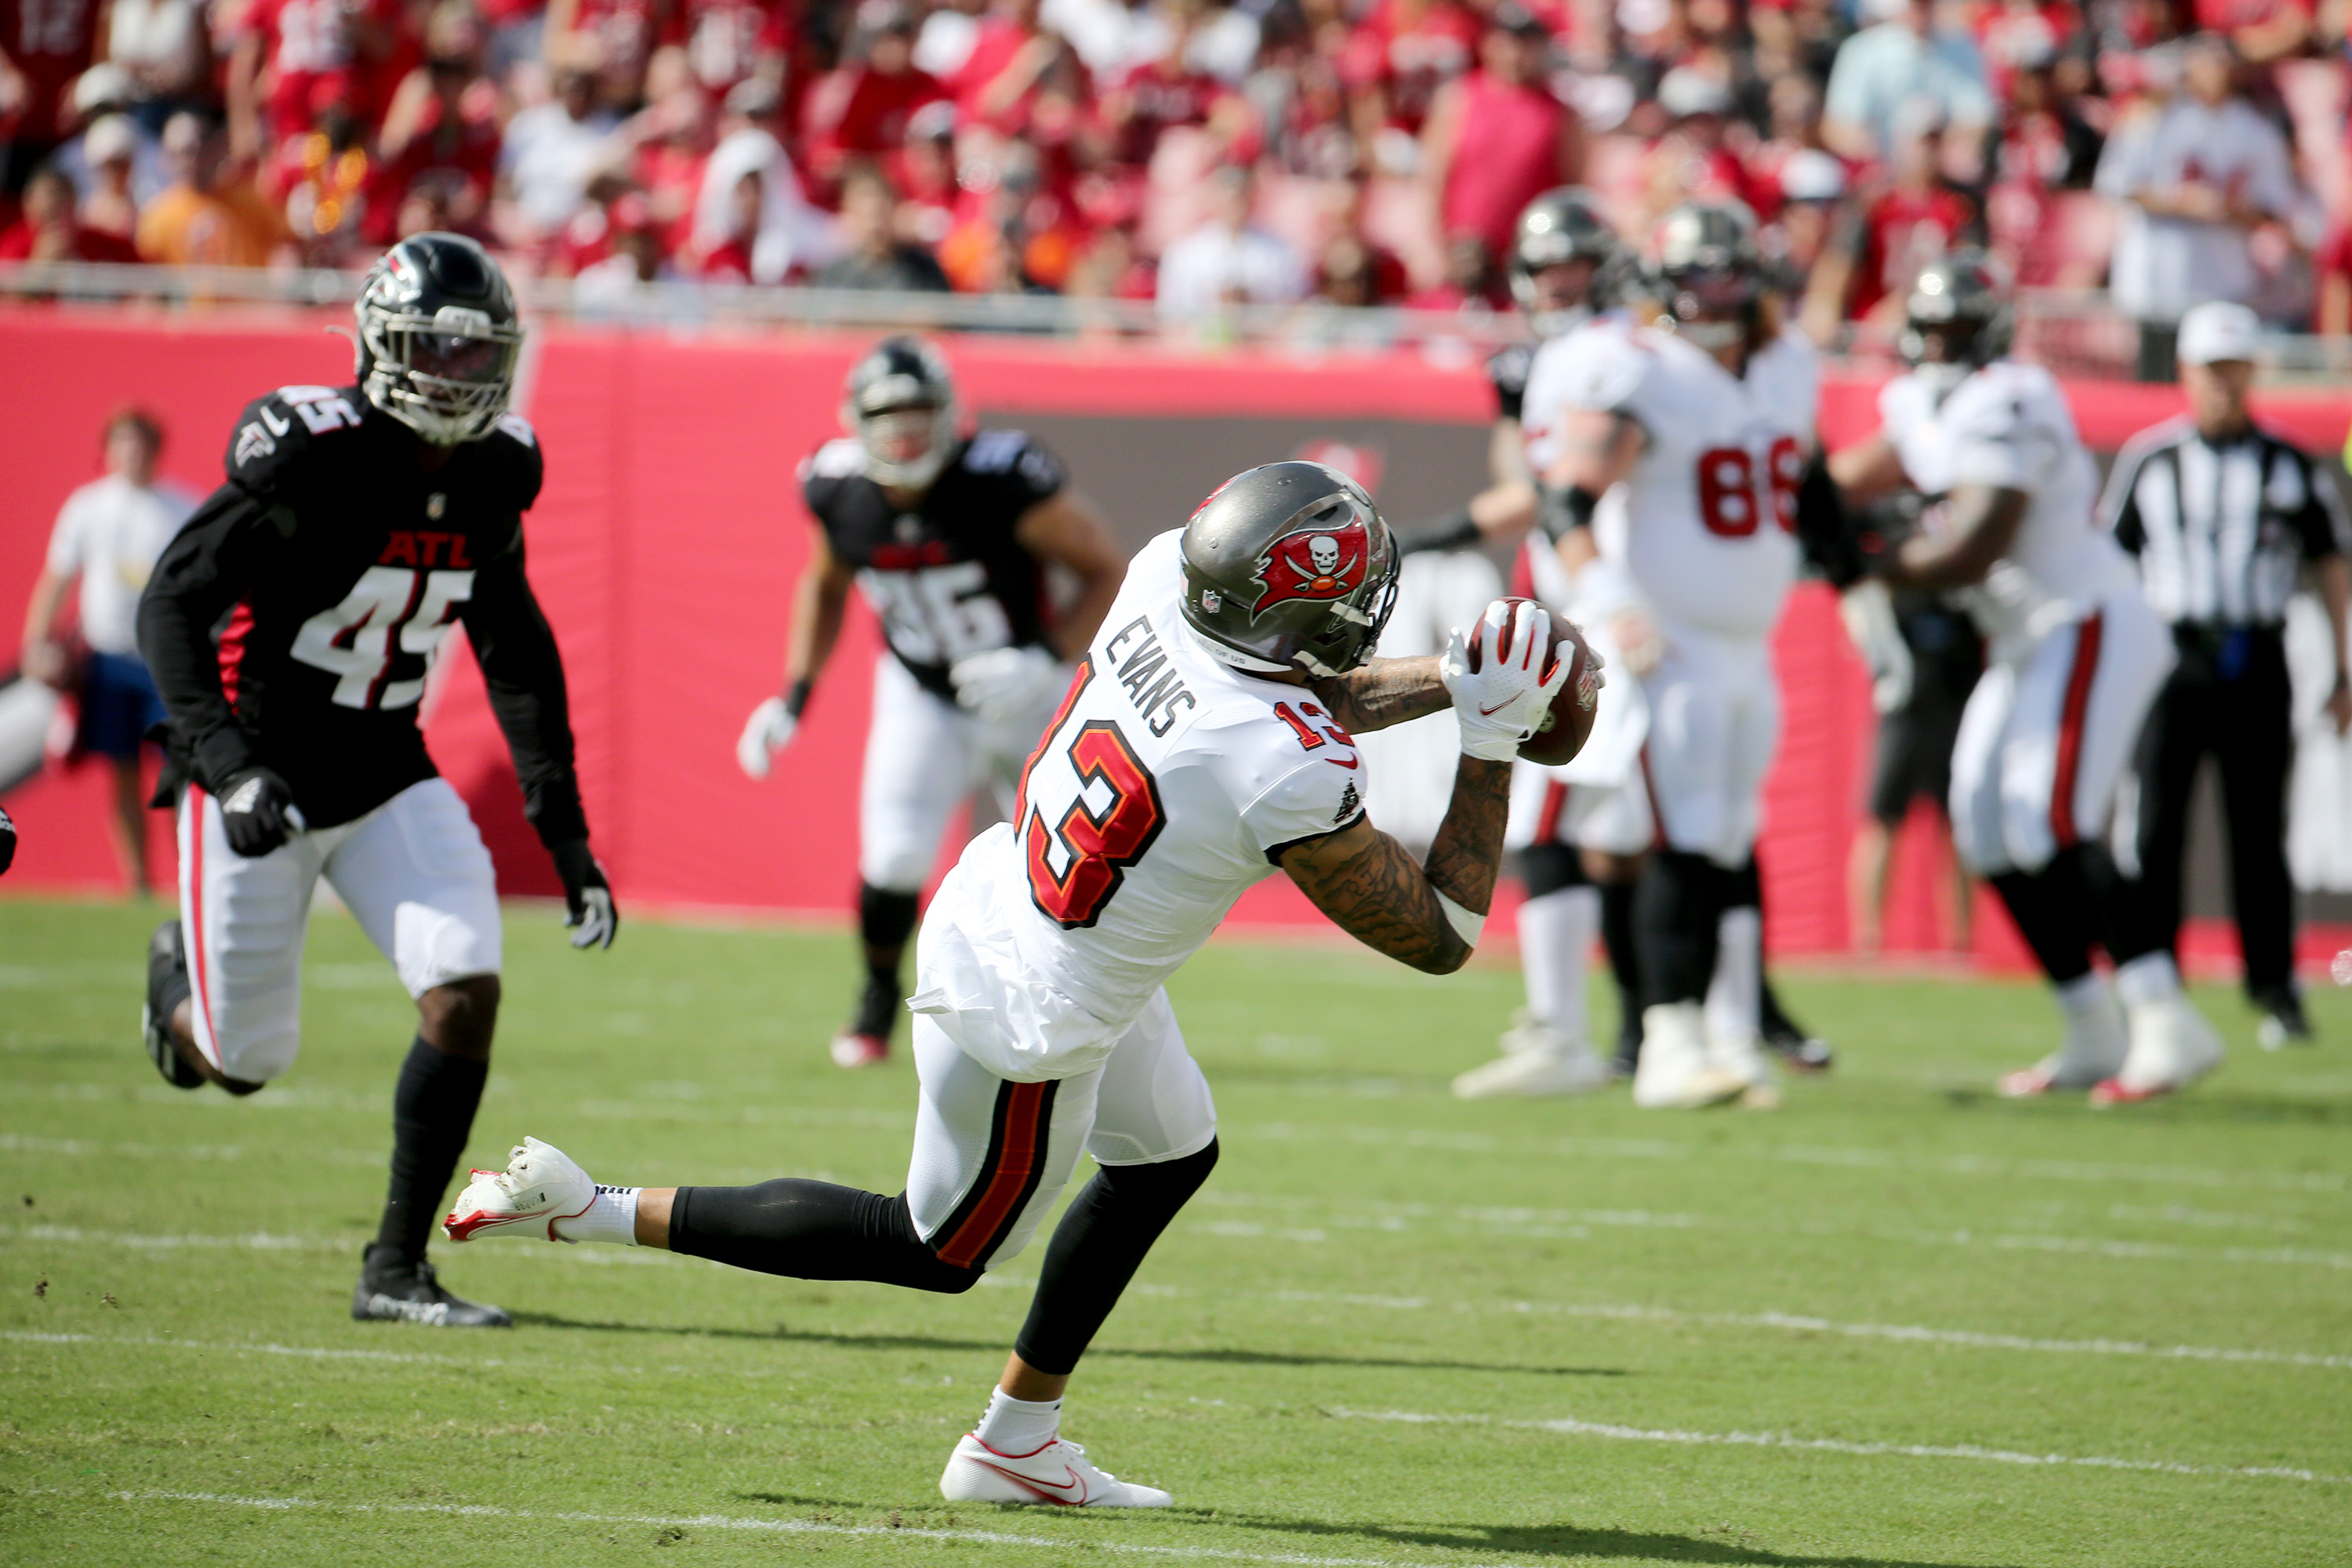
top-left (1998, 977), bottom-right (2128, 1098)
top-left (1452, 1016), bottom-right (1611, 1098)
top-left (2092, 995), bottom-right (2224, 1105)
top-left (1632, 1002), bottom-right (1747, 1109)
top-left (445, 1136), bottom-right (597, 1242)
top-left (1705, 1026), bottom-right (1780, 1111)
top-left (939, 1433), bottom-right (1172, 1508)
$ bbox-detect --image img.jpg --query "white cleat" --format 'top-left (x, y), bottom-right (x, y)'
top-left (1632, 1003), bottom-right (1747, 1110)
top-left (2093, 995), bottom-right (2225, 1105)
top-left (1999, 983), bottom-right (2129, 1098)
top-left (1453, 1018), bottom-right (1611, 1098)
top-left (444, 1136), bottom-right (597, 1243)
top-left (939, 1433), bottom-right (1171, 1508)
top-left (1705, 1028), bottom-right (1780, 1110)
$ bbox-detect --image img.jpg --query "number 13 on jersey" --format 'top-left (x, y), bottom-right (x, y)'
top-left (1022, 661), bottom-right (1168, 928)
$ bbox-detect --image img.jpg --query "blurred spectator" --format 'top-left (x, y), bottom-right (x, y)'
top-left (691, 74), bottom-right (840, 281)
top-left (227, 0), bottom-right (405, 160)
top-left (1822, 0), bottom-right (1994, 162)
top-left (814, 159), bottom-right (948, 287)
top-left (2195, 0), bottom-right (2311, 63)
top-left (803, 2), bottom-right (946, 187)
top-left (1743, 74), bottom-right (1839, 217)
top-left (372, 3), bottom-right (503, 244)
top-left (889, 97), bottom-right (959, 245)
top-left (1156, 161), bottom-right (1307, 318)
top-left (938, 136), bottom-right (1086, 289)
top-left (1341, 0), bottom-right (1481, 143)
top-left (1422, 5), bottom-right (1581, 269)
top-left (499, 40), bottom-right (620, 244)
top-left (105, 0), bottom-right (212, 127)
top-left (394, 167), bottom-right (471, 237)
top-left (75, 114), bottom-right (143, 244)
top-left (1992, 42), bottom-right (2101, 192)
top-left (136, 110), bottom-right (290, 263)
top-left (53, 67), bottom-right (169, 209)
top-left (1640, 65), bottom-right (1762, 224)
top-left (18, 406), bottom-right (192, 896)
top-left (1313, 227), bottom-right (1409, 304)
top-left (1973, 0), bottom-right (2081, 100)
top-left (1805, 101), bottom-right (1980, 332)
top-left (2315, 221), bottom-right (2352, 334)
top-left (949, 0), bottom-right (1067, 132)
top-left (574, 187), bottom-right (680, 297)
top-left (267, 96), bottom-right (374, 263)
top-left (2096, 33), bottom-right (2300, 379)
top-left (672, 0), bottom-right (793, 96)
top-left (546, 0), bottom-right (662, 109)
top-left (916, 0), bottom-right (986, 80)
top-left (0, 0), bottom-right (105, 209)
top-left (1096, 0), bottom-right (1236, 173)
top-left (619, 80), bottom-right (717, 249)
top-left (1769, 149), bottom-right (1848, 339)
top-left (0, 159), bottom-right (136, 257)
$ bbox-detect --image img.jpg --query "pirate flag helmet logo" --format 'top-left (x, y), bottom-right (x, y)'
top-left (1251, 524), bottom-right (1371, 612)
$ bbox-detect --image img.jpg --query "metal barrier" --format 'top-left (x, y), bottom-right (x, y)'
top-left (7, 260), bottom-right (2350, 381)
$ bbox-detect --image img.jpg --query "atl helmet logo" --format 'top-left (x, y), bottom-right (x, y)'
top-left (1248, 521), bottom-right (1370, 615)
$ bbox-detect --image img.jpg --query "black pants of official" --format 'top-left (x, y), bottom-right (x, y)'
top-left (2110, 626), bottom-right (2296, 996)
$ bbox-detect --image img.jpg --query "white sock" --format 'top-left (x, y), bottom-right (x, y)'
top-left (974, 1388), bottom-right (1062, 1454)
top-left (1705, 905), bottom-right (1762, 1046)
top-left (1519, 885), bottom-right (1599, 1043)
top-left (551, 1185), bottom-right (641, 1246)
top-left (2056, 971), bottom-right (2114, 1018)
top-left (2114, 953), bottom-right (2183, 1008)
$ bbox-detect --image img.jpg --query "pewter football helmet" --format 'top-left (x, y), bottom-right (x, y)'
top-left (1508, 187), bottom-right (1621, 336)
top-left (1900, 249), bottom-right (2015, 394)
top-left (1178, 461), bottom-right (1398, 679)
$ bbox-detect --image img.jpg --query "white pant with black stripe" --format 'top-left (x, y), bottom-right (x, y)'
top-left (858, 654), bottom-right (1065, 893)
top-left (1948, 590), bottom-right (2176, 877)
top-left (176, 775), bottom-right (502, 1084)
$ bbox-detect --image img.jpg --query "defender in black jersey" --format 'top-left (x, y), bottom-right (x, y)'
top-left (135, 233), bottom-right (617, 1328)
top-left (737, 336), bottom-right (1124, 1069)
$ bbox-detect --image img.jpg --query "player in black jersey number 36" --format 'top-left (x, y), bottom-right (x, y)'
top-left (135, 233), bottom-right (618, 1328)
top-left (737, 336), bottom-right (1126, 1069)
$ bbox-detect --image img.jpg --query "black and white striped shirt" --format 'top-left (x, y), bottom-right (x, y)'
top-left (2101, 416), bottom-right (2350, 626)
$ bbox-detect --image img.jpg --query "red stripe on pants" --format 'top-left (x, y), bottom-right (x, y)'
top-left (1535, 780), bottom-right (1568, 845)
top-left (2049, 612), bottom-right (2104, 850)
top-left (935, 1081), bottom-right (1051, 1270)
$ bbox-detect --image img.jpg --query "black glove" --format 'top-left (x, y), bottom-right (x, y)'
top-left (551, 839), bottom-right (618, 950)
top-left (0, 804), bottom-right (16, 876)
top-left (1537, 483), bottom-right (1599, 543)
top-left (216, 768), bottom-right (297, 858)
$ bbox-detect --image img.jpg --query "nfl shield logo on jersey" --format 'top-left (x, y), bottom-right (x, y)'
top-left (1248, 524), bottom-right (1370, 615)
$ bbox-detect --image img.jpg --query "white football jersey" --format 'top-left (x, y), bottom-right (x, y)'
top-left (1550, 321), bottom-right (1817, 641)
top-left (912, 529), bottom-right (1367, 1080)
top-left (1878, 359), bottom-right (2137, 659)
top-left (1517, 312), bottom-right (1624, 478)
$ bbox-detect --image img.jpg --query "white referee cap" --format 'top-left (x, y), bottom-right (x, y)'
top-left (2177, 301), bottom-right (2263, 367)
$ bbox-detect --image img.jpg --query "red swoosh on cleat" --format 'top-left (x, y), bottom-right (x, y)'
top-left (975, 1461), bottom-right (1089, 1504)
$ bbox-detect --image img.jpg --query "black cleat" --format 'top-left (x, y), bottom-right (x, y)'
top-left (142, 920), bottom-right (204, 1090)
top-left (1610, 1019), bottom-right (1640, 1080)
top-left (353, 1247), bottom-right (511, 1327)
top-left (2252, 987), bottom-right (2313, 1051)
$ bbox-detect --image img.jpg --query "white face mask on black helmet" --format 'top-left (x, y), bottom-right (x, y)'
top-left (843, 334), bottom-right (960, 491)
top-left (355, 232), bottom-right (523, 446)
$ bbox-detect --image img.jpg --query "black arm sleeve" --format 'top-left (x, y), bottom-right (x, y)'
top-left (1791, 450), bottom-right (1869, 589)
top-left (136, 480), bottom-right (274, 793)
top-left (458, 524), bottom-right (590, 848)
top-left (1537, 482), bottom-right (1599, 543)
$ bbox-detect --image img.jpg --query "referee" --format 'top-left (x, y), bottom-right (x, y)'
top-left (2101, 301), bottom-right (2352, 1045)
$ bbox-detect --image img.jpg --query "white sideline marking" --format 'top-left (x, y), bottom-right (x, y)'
top-left (1238, 1122), bottom-right (2352, 1195)
top-left (93, 1490), bottom-right (1479, 1568)
top-left (2, 1330), bottom-right (457, 1365)
top-left (0, 1223), bottom-right (683, 1265)
top-left (1330, 1409), bottom-right (2352, 1486)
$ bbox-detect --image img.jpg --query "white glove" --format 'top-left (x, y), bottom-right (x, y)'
top-left (736, 695), bottom-right (798, 779)
top-left (1442, 599), bottom-right (1572, 761)
top-left (1838, 579), bottom-right (1915, 715)
top-left (949, 644), bottom-right (1067, 726)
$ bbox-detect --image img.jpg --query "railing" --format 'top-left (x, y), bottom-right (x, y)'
top-left (7, 260), bottom-right (2350, 381)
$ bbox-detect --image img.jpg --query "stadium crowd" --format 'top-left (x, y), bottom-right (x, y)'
top-left (5, 0), bottom-right (2352, 347)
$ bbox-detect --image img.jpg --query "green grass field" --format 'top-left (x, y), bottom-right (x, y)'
top-left (2, 896), bottom-right (2349, 1567)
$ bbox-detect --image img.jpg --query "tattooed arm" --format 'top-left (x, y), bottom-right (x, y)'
top-left (1276, 754), bottom-right (1514, 975)
top-left (1308, 655), bottom-right (1447, 734)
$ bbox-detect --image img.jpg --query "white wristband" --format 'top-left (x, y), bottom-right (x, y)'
top-left (1436, 890), bottom-right (1486, 949)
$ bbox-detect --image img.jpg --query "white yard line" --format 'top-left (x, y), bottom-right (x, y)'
top-left (1329, 1409), bottom-right (2350, 1486)
top-left (82, 1489), bottom-right (1495, 1568)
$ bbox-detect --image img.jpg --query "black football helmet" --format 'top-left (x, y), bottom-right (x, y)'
top-left (1900, 249), bottom-right (2014, 394)
top-left (1508, 187), bottom-right (1621, 336)
top-left (842, 335), bottom-right (960, 490)
top-left (355, 232), bottom-right (523, 446)
top-left (1644, 200), bottom-right (1766, 353)
top-left (1179, 462), bottom-right (1399, 680)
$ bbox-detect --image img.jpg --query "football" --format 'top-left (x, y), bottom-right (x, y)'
top-left (1464, 596), bottom-right (1601, 766)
